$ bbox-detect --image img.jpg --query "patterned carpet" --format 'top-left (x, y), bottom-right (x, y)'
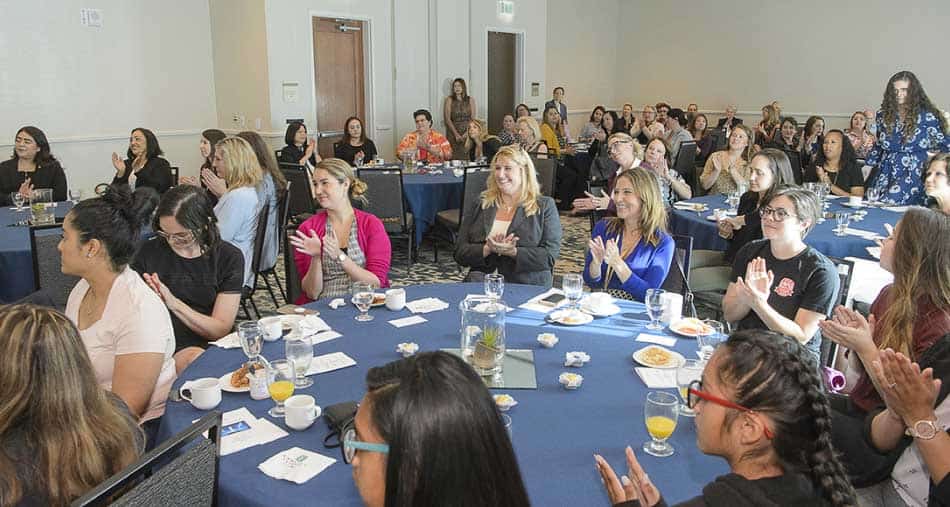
top-left (245, 214), bottom-right (590, 316)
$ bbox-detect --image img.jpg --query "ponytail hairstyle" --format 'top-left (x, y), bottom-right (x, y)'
top-left (200, 129), bottom-right (226, 171)
top-left (315, 158), bottom-right (368, 207)
top-left (68, 184), bottom-right (158, 271)
top-left (715, 330), bottom-right (857, 507)
top-left (152, 185), bottom-right (221, 255)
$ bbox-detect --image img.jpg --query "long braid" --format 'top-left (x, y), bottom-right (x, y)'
top-left (723, 331), bottom-right (857, 507)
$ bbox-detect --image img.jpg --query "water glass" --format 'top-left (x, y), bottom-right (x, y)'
top-left (285, 334), bottom-right (314, 388)
top-left (30, 188), bottom-right (54, 225)
top-left (237, 321), bottom-right (263, 366)
top-left (865, 186), bottom-right (879, 205)
top-left (11, 192), bottom-right (25, 211)
top-left (352, 281), bottom-right (375, 322)
top-left (676, 360), bottom-right (704, 417)
top-left (643, 391), bottom-right (679, 457)
top-left (562, 274), bottom-right (583, 310)
top-left (267, 359), bottom-right (296, 418)
top-left (834, 211), bottom-right (851, 236)
top-left (354, 154), bottom-right (364, 167)
top-left (68, 188), bottom-right (83, 204)
top-left (697, 320), bottom-right (725, 362)
top-left (726, 192), bottom-right (740, 214)
top-left (644, 288), bottom-right (666, 330)
top-left (484, 273), bottom-right (505, 301)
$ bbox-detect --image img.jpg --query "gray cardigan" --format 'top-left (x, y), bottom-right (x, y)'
top-left (454, 195), bottom-right (561, 287)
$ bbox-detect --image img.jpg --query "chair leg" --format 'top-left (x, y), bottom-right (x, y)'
top-left (240, 297), bottom-right (252, 320)
top-left (262, 274), bottom-right (279, 308)
top-left (270, 271), bottom-right (287, 304)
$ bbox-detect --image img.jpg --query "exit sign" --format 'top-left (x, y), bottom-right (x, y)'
top-left (498, 0), bottom-right (514, 16)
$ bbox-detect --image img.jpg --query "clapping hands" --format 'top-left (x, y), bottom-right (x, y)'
top-left (733, 257), bottom-right (773, 305)
top-left (594, 447), bottom-right (662, 507)
top-left (487, 233), bottom-right (519, 257)
top-left (201, 168), bottom-right (227, 197)
top-left (818, 306), bottom-right (876, 357)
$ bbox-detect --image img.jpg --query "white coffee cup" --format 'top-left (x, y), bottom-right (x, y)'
top-left (260, 316), bottom-right (283, 342)
top-left (849, 195), bottom-right (862, 207)
top-left (385, 288), bottom-right (406, 311)
top-left (285, 394), bottom-right (322, 431)
top-left (179, 378), bottom-right (222, 410)
top-left (585, 292), bottom-right (613, 311)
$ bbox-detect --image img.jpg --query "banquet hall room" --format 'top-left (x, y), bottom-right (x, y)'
top-left (1, 0), bottom-right (949, 506)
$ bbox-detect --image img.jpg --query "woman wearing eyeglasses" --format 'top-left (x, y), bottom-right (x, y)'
top-left (571, 133), bottom-right (643, 216)
top-left (595, 330), bottom-right (857, 507)
top-left (132, 186), bottom-right (244, 374)
top-left (344, 351), bottom-right (530, 507)
top-left (722, 187), bottom-right (839, 361)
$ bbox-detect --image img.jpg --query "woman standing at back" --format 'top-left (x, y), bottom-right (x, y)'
top-left (444, 78), bottom-right (476, 160)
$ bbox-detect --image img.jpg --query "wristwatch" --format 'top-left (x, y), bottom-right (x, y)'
top-left (905, 419), bottom-right (940, 440)
top-left (337, 252), bottom-right (348, 263)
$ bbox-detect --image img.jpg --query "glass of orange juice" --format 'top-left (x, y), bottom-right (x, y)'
top-left (643, 391), bottom-right (678, 457)
top-left (267, 359), bottom-right (296, 418)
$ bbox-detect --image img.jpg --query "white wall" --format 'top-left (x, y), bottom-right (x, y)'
top-left (210, 0), bottom-right (272, 132)
top-left (617, 0), bottom-right (950, 130)
top-left (0, 0), bottom-right (217, 195)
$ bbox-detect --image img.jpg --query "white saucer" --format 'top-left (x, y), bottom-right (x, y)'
top-left (546, 309), bottom-right (594, 326)
top-left (580, 303), bottom-right (621, 317)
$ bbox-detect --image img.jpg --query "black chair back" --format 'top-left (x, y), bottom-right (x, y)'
top-left (820, 256), bottom-right (856, 367)
top-left (660, 234), bottom-right (696, 317)
top-left (29, 224), bottom-right (79, 310)
top-left (357, 167), bottom-right (408, 233)
top-left (276, 180), bottom-right (292, 249)
top-left (674, 141), bottom-right (697, 185)
top-left (280, 164), bottom-right (316, 220)
top-left (783, 149), bottom-right (804, 185)
top-left (283, 225), bottom-right (303, 304)
top-left (247, 202), bottom-right (270, 291)
top-left (72, 411), bottom-right (221, 507)
top-left (169, 166), bottom-right (180, 186)
top-left (274, 150), bottom-right (283, 163)
top-left (460, 166), bottom-right (492, 225)
top-left (531, 156), bottom-right (556, 198)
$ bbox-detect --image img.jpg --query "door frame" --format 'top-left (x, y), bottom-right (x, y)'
top-left (483, 27), bottom-right (525, 108)
top-left (308, 11), bottom-right (375, 143)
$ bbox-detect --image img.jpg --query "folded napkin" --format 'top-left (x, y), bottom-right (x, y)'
top-left (216, 407), bottom-right (288, 456)
top-left (299, 315), bottom-right (331, 336)
top-left (405, 297), bottom-right (450, 314)
top-left (518, 288), bottom-right (566, 313)
top-left (211, 332), bottom-right (241, 349)
top-left (842, 228), bottom-right (883, 241)
top-left (634, 367), bottom-right (677, 389)
top-left (328, 298), bottom-right (346, 309)
top-left (672, 202), bottom-right (707, 211)
top-left (564, 351), bottom-right (591, 367)
top-left (258, 447), bottom-right (337, 484)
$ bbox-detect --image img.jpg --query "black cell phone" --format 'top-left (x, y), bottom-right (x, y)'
top-left (539, 293), bottom-right (567, 307)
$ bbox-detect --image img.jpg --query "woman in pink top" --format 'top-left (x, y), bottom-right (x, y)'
top-left (61, 184), bottom-right (176, 447)
top-left (290, 158), bottom-right (391, 302)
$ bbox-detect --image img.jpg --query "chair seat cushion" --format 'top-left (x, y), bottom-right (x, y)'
top-left (382, 213), bottom-right (414, 234)
top-left (435, 209), bottom-right (460, 230)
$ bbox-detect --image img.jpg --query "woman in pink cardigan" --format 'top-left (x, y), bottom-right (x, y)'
top-left (289, 158), bottom-right (391, 303)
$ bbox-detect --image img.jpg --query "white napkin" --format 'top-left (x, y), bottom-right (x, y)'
top-left (305, 352), bottom-right (357, 376)
top-left (842, 228), bottom-right (883, 241)
top-left (865, 246), bottom-right (881, 259)
top-left (328, 298), bottom-right (346, 309)
top-left (211, 332), bottom-right (241, 349)
top-left (672, 202), bottom-right (707, 211)
top-left (518, 288), bottom-right (567, 313)
top-left (216, 407), bottom-right (289, 456)
top-left (299, 315), bottom-right (331, 336)
top-left (258, 447), bottom-right (337, 484)
top-left (564, 351), bottom-right (591, 367)
top-left (405, 297), bottom-right (450, 314)
top-left (311, 330), bottom-right (342, 345)
top-left (636, 333), bottom-right (677, 347)
top-left (634, 368), bottom-right (677, 388)
top-left (883, 206), bottom-right (910, 213)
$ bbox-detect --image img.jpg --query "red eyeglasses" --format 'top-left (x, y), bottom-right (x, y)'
top-left (687, 380), bottom-right (774, 439)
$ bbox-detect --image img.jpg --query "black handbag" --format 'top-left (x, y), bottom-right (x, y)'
top-left (322, 401), bottom-right (359, 448)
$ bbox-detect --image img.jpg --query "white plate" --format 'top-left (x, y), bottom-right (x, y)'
top-left (673, 203), bottom-right (708, 212)
top-left (219, 372), bottom-right (250, 393)
top-left (632, 346), bottom-right (685, 369)
top-left (546, 309), bottom-right (594, 326)
top-left (840, 202), bottom-right (866, 209)
top-left (580, 303), bottom-right (621, 317)
top-left (351, 294), bottom-right (386, 308)
top-left (668, 318), bottom-right (715, 338)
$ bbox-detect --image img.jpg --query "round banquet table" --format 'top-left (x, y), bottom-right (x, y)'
top-left (400, 171), bottom-right (463, 245)
top-left (158, 283), bottom-right (728, 506)
top-left (0, 201), bottom-right (73, 303)
top-left (669, 194), bottom-right (903, 261)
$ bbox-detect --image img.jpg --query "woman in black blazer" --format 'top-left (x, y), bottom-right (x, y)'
top-left (110, 128), bottom-right (173, 193)
top-left (455, 145), bottom-right (562, 287)
top-left (279, 121), bottom-right (321, 166)
top-left (0, 126), bottom-right (68, 205)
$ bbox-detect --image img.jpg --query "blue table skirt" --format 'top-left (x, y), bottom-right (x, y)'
top-left (402, 173), bottom-right (463, 245)
top-left (158, 283), bottom-right (727, 506)
top-left (669, 195), bottom-right (902, 261)
top-left (0, 202), bottom-right (73, 303)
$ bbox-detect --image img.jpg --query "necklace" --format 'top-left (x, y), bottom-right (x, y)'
top-left (82, 289), bottom-right (100, 318)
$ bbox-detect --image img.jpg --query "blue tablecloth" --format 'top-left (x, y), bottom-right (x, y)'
top-left (0, 202), bottom-right (73, 303)
top-left (158, 283), bottom-right (727, 506)
top-left (402, 172), bottom-right (463, 245)
top-left (669, 195), bottom-right (902, 260)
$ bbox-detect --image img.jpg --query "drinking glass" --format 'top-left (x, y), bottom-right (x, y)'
top-left (352, 281), bottom-right (375, 322)
top-left (237, 321), bottom-right (263, 366)
top-left (285, 334), bottom-right (314, 388)
top-left (697, 320), bottom-right (725, 362)
top-left (726, 192), bottom-right (740, 214)
top-left (644, 288), bottom-right (666, 330)
top-left (865, 186), bottom-right (879, 206)
top-left (354, 153), bottom-right (364, 167)
top-left (484, 273), bottom-right (505, 302)
top-left (267, 359), bottom-right (296, 418)
top-left (834, 211), bottom-right (851, 236)
top-left (676, 360), bottom-right (704, 417)
top-left (562, 274), bottom-right (583, 311)
top-left (11, 192), bottom-right (25, 211)
top-left (68, 188), bottom-right (83, 204)
top-left (643, 391), bottom-right (679, 457)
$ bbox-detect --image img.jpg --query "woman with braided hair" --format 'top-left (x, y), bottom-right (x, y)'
top-left (595, 329), bottom-right (857, 507)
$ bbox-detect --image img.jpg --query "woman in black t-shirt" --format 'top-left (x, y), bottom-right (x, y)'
top-left (131, 185), bottom-right (244, 374)
top-left (804, 129), bottom-right (865, 197)
top-left (722, 186), bottom-right (839, 360)
top-left (333, 116), bottom-right (378, 167)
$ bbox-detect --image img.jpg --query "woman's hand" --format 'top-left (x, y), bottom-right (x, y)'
top-left (594, 130), bottom-right (606, 142)
top-left (323, 227), bottom-right (344, 261)
top-left (818, 307), bottom-right (877, 357)
top-left (179, 175), bottom-right (199, 187)
top-left (17, 178), bottom-right (33, 198)
top-left (816, 166), bottom-right (832, 185)
top-left (735, 257), bottom-right (773, 305)
top-left (354, 150), bottom-right (365, 164)
top-left (588, 236), bottom-right (606, 265)
top-left (604, 238), bottom-right (623, 268)
top-left (112, 152), bottom-right (126, 175)
top-left (304, 137), bottom-right (317, 156)
top-left (201, 168), bottom-right (227, 197)
top-left (872, 349), bottom-right (941, 426)
top-left (142, 273), bottom-right (180, 310)
top-left (717, 217), bottom-right (736, 239)
top-left (594, 447), bottom-right (662, 507)
top-left (289, 228), bottom-right (323, 257)
top-left (488, 233), bottom-right (519, 257)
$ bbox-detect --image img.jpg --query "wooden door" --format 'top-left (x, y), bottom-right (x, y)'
top-left (487, 32), bottom-right (516, 135)
top-left (313, 17), bottom-right (365, 158)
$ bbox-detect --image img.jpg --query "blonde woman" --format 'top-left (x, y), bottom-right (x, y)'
top-left (516, 116), bottom-right (548, 157)
top-left (213, 136), bottom-right (264, 288)
top-left (463, 118), bottom-right (502, 163)
top-left (290, 158), bottom-right (391, 302)
top-left (630, 104), bottom-right (662, 146)
top-left (455, 145), bottom-right (562, 287)
top-left (0, 304), bottom-right (144, 505)
top-left (700, 123), bottom-right (754, 195)
top-left (540, 106), bottom-right (575, 157)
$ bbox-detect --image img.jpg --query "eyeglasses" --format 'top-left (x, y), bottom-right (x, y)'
top-left (687, 380), bottom-right (774, 439)
top-left (341, 424), bottom-right (390, 464)
top-left (608, 140), bottom-right (631, 153)
top-left (156, 230), bottom-right (195, 244)
top-left (758, 206), bottom-right (797, 222)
